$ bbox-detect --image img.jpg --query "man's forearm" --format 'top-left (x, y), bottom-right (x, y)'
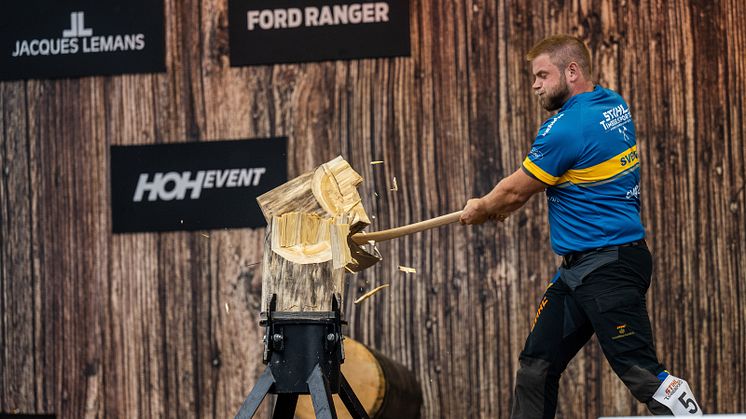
top-left (460, 167), bottom-right (546, 225)
top-left (480, 178), bottom-right (533, 216)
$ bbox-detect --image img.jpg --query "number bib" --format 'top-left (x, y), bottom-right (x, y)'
top-left (652, 374), bottom-right (703, 416)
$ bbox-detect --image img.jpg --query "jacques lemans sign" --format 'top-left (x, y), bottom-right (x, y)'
top-left (228, 0), bottom-right (410, 66)
top-left (10, 12), bottom-right (145, 57)
top-left (1, 0), bottom-right (165, 80)
top-left (110, 138), bottom-right (287, 233)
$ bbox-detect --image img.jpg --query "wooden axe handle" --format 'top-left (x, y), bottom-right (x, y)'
top-left (351, 211), bottom-right (463, 244)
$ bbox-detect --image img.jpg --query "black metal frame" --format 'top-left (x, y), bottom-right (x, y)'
top-left (234, 295), bottom-right (369, 419)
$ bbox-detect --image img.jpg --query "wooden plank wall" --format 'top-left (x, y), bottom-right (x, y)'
top-left (2, 0), bottom-right (745, 417)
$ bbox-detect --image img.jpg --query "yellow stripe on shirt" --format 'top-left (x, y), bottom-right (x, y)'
top-left (557, 145), bottom-right (638, 185)
top-left (522, 157), bottom-right (560, 185)
top-left (523, 145), bottom-right (639, 187)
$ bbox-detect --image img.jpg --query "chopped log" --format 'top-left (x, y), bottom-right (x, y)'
top-left (257, 156), bottom-right (370, 231)
top-left (257, 156), bottom-right (380, 312)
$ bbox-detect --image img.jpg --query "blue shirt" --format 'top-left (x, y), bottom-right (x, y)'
top-left (522, 85), bottom-right (645, 255)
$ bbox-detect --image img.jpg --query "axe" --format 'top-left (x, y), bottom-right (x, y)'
top-left (350, 210), bottom-right (464, 245)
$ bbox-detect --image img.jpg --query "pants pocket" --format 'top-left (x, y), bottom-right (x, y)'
top-left (593, 288), bottom-right (651, 355)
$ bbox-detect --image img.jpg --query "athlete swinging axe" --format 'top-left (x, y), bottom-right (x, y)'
top-left (460, 35), bottom-right (702, 417)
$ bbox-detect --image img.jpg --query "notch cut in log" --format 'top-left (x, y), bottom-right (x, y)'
top-left (270, 212), bottom-right (352, 269)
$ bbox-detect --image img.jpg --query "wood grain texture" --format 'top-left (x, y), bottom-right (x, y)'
top-left (1, 0), bottom-right (745, 417)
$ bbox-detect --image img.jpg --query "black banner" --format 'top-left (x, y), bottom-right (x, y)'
top-left (228, 0), bottom-right (410, 66)
top-left (0, 0), bottom-right (165, 80)
top-left (110, 139), bottom-right (287, 233)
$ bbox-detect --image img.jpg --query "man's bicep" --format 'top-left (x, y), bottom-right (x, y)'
top-left (505, 167), bottom-right (547, 201)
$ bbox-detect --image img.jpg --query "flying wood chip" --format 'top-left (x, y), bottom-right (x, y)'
top-left (354, 284), bottom-right (390, 304)
top-left (398, 265), bottom-right (416, 274)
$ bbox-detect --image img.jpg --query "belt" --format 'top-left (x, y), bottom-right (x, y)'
top-left (562, 239), bottom-right (647, 267)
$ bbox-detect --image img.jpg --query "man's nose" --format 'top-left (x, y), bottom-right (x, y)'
top-left (532, 79), bottom-right (541, 90)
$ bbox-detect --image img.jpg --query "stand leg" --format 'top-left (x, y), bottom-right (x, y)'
top-left (272, 394), bottom-right (299, 419)
top-left (235, 367), bottom-right (275, 419)
top-left (338, 373), bottom-right (370, 419)
top-left (307, 364), bottom-right (338, 419)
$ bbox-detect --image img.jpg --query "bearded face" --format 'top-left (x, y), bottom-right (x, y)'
top-left (531, 54), bottom-right (572, 112)
top-left (537, 71), bottom-right (570, 111)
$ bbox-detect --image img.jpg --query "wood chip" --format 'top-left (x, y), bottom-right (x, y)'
top-left (354, 284), bottom-right (390, 304)
top-left (390, 176), bottom-right (398, 191)
top-left (398, 265), bottom-right (417, 274)
top-left (370, 160), bottom-right (384, 165)
top-left (200, 233), bottom-right (210, 238)
top-left (224, 303), bottom-right (230, 314)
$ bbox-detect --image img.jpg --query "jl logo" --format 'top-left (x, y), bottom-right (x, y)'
top-left (63, 12), bottom-right (93, 38)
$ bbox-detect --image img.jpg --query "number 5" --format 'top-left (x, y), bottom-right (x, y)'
top-left (678, 391), bottom-right (699, 414)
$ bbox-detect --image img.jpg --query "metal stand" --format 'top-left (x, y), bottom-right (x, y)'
top-left (235, 295), bottom-right (369, 419)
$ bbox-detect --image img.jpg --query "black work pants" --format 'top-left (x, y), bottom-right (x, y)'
top-left (511, 243), bottom-right (675, 418)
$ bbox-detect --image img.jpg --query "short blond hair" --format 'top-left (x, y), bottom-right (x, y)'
top-left (526, 35), bottom-right (592, 77)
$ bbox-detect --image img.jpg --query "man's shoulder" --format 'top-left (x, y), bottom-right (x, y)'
top-left (592, 86), bottom-right (630, 109)
top-left (537, 111), bottom-right (575, 139)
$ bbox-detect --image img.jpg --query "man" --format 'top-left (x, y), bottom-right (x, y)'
top-left (460, 35), bottom-right (702, 417)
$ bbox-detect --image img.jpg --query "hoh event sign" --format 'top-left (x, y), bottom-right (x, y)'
top-left (110, 138), bottom-right (287, 233)
top-left (228, 0), bottom-right (410, 66)
top-left (0, 0), bottom-right (165, 80)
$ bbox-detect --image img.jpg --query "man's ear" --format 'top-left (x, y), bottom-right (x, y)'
top-left (566, 62), bottom-right (580, 82)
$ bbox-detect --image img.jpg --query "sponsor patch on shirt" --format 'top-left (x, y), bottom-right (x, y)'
top-left (528, 147), bottom-right (544, 161)
top-left (540, 113), bottom-right (565, 137)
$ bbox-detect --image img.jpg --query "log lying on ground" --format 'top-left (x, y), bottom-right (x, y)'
top-left (295, 337), bottom-right (423, 419)
top-left (257, 156), bottom-right (380, 312)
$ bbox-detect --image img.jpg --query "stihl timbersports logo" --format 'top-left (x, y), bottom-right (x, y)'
top-left (598, 104), bottom-right (632, 131)
top-left (663, 378), bottom-right (682, 400)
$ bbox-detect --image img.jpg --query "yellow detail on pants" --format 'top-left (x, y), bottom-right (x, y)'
top-left (531, 297), bottom-right (549, 331)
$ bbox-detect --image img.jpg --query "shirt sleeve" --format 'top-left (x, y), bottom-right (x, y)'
top-left (521, 114), bottom-right (581, 186)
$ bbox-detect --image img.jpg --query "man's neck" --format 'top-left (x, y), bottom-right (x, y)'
top-left (558, 82), bottom-right (594, 110)
top-left (570, 81), bottom-right (595, 97)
